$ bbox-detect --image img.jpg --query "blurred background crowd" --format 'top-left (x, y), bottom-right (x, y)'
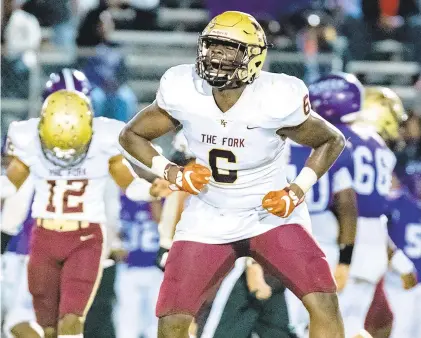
top-left (1, 0), bottom-right (421, 337)
top-left (2, 0), bottom-right (421, 178)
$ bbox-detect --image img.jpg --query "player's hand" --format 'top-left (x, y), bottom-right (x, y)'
top-left (262, 185), bottom-right (304, 218)
top-left (334, 263), bottom-right (350, 292)
top-left (155, 246), bottom-right (170, 271)
top-left (166, 162), bottom-right (211, 195)
top-left (401, 271), bottom-right (418, 290)
top-left (246, 260), bottom-right (272, 300)
top-left (109, 248), bottom-right (128, 262)
top-left (149, 178), bottom-right (172, 198)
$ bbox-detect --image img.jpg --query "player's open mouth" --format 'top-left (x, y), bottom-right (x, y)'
top-left (208, 59), bottom-right (236, 72)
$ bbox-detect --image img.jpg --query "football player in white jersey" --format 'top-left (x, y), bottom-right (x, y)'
top-left (1, 90), bottom-right (166, 338)
top-left (119, 11), bottom-right (347, 338)
top-left (156, 132), bottom-right (295, 338)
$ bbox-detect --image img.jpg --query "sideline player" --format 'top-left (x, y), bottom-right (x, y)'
top-left (120, 11), bottom-right (347, 338)
top-left (308, 77), bottom-right (405, 337)
top-left (1, 90), bottom-right (166, 338)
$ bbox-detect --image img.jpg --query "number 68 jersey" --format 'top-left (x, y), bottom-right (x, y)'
top-left (7, 117), bottom-right (125, 224)
top-left (339, 124), bottom-right (396, 218)
top-left (157, 64), bottom-right (312, 210)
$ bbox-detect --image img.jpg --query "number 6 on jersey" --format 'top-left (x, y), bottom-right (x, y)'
top-left (209, 149), bottom-right (238, 183)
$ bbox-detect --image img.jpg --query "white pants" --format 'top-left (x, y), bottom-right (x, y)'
top-left (114, 264), bottom-right (163, 338)
top-left (350, 217), bottom-right (389, 283)
top-left (286, 211), bottom-right (339, 337)
top-left (286, 214), bottom-right (386, 338)
top-left (385, 273), bottom-right (421, 338)
top-left (338, 279), bottom-right (376, 338)
top-left (1, 253), bottom-right (37, 337)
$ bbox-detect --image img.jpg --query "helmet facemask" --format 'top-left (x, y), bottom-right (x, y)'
top-left (196, 36), bottom-right (263, 89)
top-left (40, 140), bottom-right (91, 168)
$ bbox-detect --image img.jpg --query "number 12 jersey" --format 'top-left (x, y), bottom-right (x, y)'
top-left (7, 117), bottom-right (125, 224)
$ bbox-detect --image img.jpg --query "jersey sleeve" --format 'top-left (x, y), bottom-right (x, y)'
top-left (155, 65), bottom-right (188, 121)
top-left (266, 76), bottom-right (311, 129)
top-left (107, 119), bottom-right (126, 158)
top-left (331, 142), bottom-right (354, 194)
top-left (94, 118), bottom-right (126, 158)
top-left (6, 120), bottom-right (37, 166)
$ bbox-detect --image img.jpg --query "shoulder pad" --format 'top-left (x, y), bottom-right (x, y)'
top-left (7, 119), bottom-right (39, 161)
top-left (156, 64), bottom-right (195, 117)
top-left (92, 117), bottom-right (126, 157)
top-left (258, 73), bottom-right (310, 128)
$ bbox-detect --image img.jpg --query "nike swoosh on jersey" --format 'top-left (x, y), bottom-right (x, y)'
top-left (247, 126), bottom-right (259, 130)
top-left (80, 234), bottom-right (95, 242)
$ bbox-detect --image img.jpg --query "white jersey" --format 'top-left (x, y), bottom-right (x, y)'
top-left (157, 64), bottom-right (312, 243)
top-left (7, 117), bottom-right (124, 224)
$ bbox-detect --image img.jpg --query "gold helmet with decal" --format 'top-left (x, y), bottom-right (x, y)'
top-left (361, 86), bottom-right (407, 142)
top-left (196, 11), bottom-right (269, 88)
top-left (38, 90), bottom-right (93, 167)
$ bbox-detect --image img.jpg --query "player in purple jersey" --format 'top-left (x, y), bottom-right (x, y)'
top-left (384, 176), bottom-right (420, 337)
top-left (286, 139), bottom-right (357, 336)
top-left (114, 195), bottom-right (164, 338)
top-left (309, 74), bottom-right (407, 338)
top-left (387, 184), bottom-right (421, 277)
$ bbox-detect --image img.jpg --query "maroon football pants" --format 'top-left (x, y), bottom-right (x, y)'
top-left (156, 224), bottom-right (336, 317)
top-left (27, 223), bottom-right (104, 328)
top-left (364, 278), bottom-right (394, 333)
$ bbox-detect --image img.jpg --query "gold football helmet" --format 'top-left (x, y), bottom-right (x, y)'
top-left (361, 87), bottom-right (407, 142)
top-left (38, 90), bottom-right (93, 167)
top-left (196, 11), bottom-right (269, 88)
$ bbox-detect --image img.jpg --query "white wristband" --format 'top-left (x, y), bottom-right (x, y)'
top-left (292, 167), bottom-right (318, 194)
top-left (119, 144), bottom-right (174, 178)
top-left (151, 155), bottom-right (174, 179)
top-left (391, 249), bottom-right (415, 275)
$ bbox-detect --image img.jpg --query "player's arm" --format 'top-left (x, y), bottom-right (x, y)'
top-left (155, 191), bottom-right (189, 271)
top-left (263, 113), bottom-right (345, 218)
top-left (108, 154), bottom-right (171, 201)
top-left (245, 258), bottom-right (272, 300)
top-left (279, 114), bottom-right (346, 199)
top-left (1, 157), bottom-right (30, 253)
top-left (331, 154), bottom-right (358, 264)
top-left (331, 187), bottom-right (358, 291)
top-left (119, 103), bottom-right (211, 195)
top-left (333, 189), bottom-right (358, 249)
top-left (1, 157), bottom-right (30, 198)
top-left (387, 236), bottom-right (418, 289)
top-left (119, 102), bottom-right (179, 171)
